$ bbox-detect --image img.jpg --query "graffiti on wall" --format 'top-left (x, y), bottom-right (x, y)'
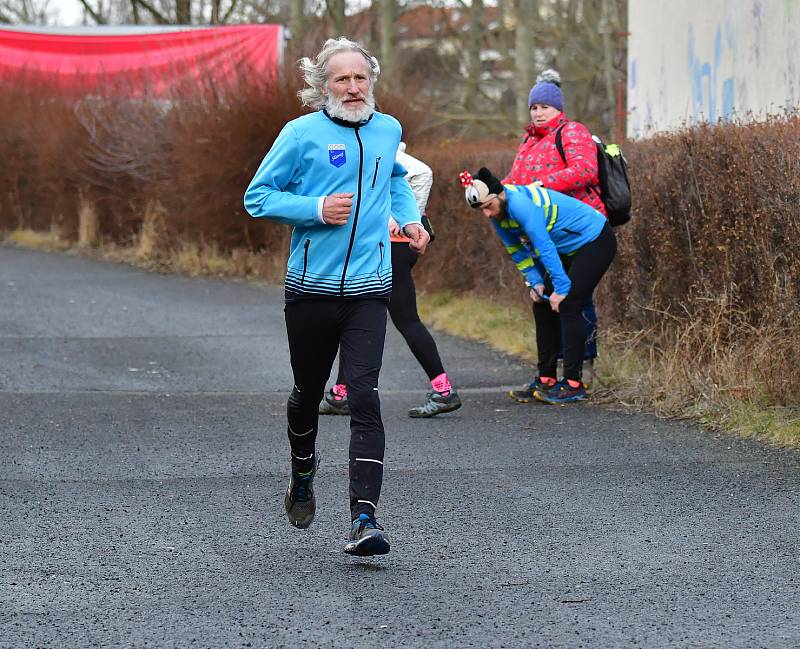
top-left (687, 23), bottom-right (737, 125)
top-left (627, 0), bottom-right (800, 137)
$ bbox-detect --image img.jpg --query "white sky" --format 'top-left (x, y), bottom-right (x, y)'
top-left (47, 0), bottom-right (84, 26)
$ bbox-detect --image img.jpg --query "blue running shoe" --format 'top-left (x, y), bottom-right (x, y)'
top-left (534, 378), bottom-right (588, 404)
top-left (343, 514), bottom-right (390, 556)
top-left (284, 457), bottom-right (319, 529)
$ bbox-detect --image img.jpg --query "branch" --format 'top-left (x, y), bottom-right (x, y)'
top-left (220, 0), bottom-right (238, 24)
top-left (77, 0), bottom-right (106, 24)
top-left (134, 0), bottom-right (170, 24)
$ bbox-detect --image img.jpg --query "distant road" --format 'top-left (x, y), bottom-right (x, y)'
top-left (2, 245), bottom-right (798, 648)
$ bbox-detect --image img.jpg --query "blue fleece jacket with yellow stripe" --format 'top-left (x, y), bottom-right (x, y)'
top-left (491, 184), bottom-right (606, 295)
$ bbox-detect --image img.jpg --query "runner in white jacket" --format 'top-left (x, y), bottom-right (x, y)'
top-left (320, 143), bottom-right (462, 418)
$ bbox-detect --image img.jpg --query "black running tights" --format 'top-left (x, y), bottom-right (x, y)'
top-left (334, 242), bottom-right (444, 384)
top-left (284, 299), bottom-right (387, 519)
top-left (533, 223), bottom-right (617, 382)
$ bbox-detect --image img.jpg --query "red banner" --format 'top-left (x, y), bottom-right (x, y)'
top-left (0, 25), bottom-right (283, 97)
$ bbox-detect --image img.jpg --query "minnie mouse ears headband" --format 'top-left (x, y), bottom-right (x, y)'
top-left (459, 168), bottom-right (503, 208)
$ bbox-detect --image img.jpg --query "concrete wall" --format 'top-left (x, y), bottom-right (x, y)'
top-left (628, 0), bottom-right (800, 138)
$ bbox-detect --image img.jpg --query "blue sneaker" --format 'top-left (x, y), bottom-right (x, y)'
top-left (533, 379), bottom-right (588, 404)
top-left (343, 514), bottom-right (390, 556)
top-left (284, 457), bottom-right (319, 529)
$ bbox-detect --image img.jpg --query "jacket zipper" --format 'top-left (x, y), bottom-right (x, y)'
top-left (340, 127), bottom-right (365, 296)
top-left (378, 241), bottom-right (384, 271)
top-left (371, 156), bottom-right (381, 188)
top-left (301, 239), bottom-right (310, 284)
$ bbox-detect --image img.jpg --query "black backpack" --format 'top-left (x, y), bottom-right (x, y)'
top-left (554, 126), bottom-right (631, 226)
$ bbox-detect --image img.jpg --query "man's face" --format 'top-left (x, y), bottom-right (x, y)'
top-left (481, 195), bottom-right (504, 219)
top-left (325, 51), bottom-right (373, 122)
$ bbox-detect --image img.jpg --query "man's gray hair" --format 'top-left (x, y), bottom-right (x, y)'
top-left (298, 37), bottom-right (380, 110)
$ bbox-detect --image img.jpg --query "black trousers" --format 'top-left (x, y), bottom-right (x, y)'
top-left (284, 299), bottom-right (388, 519)
top-left (534, 223), bottom-right (617, 382)
top-left (334, 242), bottom-right (444, 384)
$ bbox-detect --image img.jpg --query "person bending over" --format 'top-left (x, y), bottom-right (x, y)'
top-left (459, 168), bottom-right (615, 404)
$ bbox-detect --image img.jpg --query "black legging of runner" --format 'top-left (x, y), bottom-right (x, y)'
top-left (334, 242), bottom-right (444, 384)
top-left (285, 298), bottom-right (388, 519)
top-left (533, 222), bottom-right (617, 382)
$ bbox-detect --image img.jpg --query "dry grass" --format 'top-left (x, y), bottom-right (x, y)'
top-left (3, 227), bottom-right (71, 251)
top-left (417, 290), bottom-right (800, 447)
top-left (417, 292), bottom-right (537, 362)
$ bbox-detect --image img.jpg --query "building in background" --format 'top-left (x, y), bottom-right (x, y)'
top-left (628, 0), bottom-right (800, 137)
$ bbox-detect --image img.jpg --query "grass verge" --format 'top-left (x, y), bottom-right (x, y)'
top-left (417, 291), bottom-right (800, 447)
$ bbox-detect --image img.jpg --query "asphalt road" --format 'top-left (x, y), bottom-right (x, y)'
top-left (1, 245), bottom-right (798, 648)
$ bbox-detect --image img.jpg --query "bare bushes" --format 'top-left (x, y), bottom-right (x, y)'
top-left (0, 85), bottom-right (84, 235)
top-left (411, 118), bottom-right (800, 426)
top-left (0, 73), bottom-right (300, 276)
top-left (599, 118), bottom-right (800, 417)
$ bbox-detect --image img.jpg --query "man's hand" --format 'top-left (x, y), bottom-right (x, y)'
top-left (322, 193), bottom-right (354, 225)
top-left (388, 216), bottom-right (402, 237)
top-left (530, 284), bottom-right (546, 303)
top-left (403, 223), bottom-right (430, 254)
top-left (549, 292), bottom-right (566, 312)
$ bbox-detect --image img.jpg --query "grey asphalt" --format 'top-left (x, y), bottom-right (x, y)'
top-left (1, 245), bottom-right (798, 649)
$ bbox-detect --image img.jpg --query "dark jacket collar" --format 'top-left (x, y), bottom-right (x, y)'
top-left (322, 108), bottom-right (374, 128)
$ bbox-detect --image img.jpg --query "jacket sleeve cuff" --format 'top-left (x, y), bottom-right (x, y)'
top-left (316, 197), bottom-right (326, 224)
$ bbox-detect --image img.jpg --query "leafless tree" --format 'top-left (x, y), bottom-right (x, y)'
top-left (325, 0), bottom-right (345, 35)
top-left (376, 0), bottom-right (397, 84)
top-left (0, 0), bottom-right (58, 23)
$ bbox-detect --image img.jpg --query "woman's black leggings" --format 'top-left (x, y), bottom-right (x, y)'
top-left (533, 223), bottom-right (617, 382)
top-left (335, 242), bottom-right (444, 384)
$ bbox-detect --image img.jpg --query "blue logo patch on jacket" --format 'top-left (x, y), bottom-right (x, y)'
top-left (328, 144), bottom-right (346, 168)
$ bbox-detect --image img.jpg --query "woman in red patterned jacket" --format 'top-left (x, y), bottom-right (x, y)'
top-left (503, 69), bottom-right (604, 402)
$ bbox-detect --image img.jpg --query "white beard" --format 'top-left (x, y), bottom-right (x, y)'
top-left (326, 90), bottom-right (375, 123)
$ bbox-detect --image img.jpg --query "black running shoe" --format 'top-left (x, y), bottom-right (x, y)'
top-left (284, 457), bottom-right (319, 529)
top-left (318, 389), bottom-right (350, 416)
top-left (408, 388), bottom-right (462, 418)
top-left (343, 514), bottom-right (390, 556)
top-left (508, 378), bottom-right (554, 403)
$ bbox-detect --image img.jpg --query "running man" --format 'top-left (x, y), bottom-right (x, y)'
top-left (244, 38), bottom-right (429, 556)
